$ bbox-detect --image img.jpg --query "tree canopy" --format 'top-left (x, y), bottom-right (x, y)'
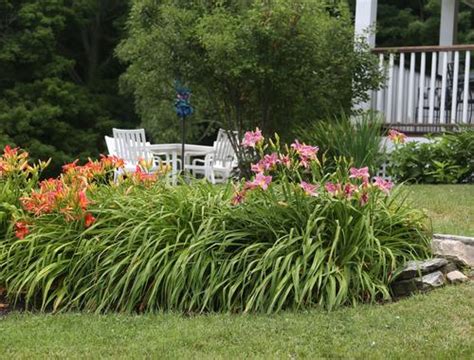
top-left (117, 0), bottom-right (382, 143)
top-left (0, 0), bottom-right (138, 175)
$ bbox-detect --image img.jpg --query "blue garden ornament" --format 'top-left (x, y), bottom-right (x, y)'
top-left (174, 81), bottom-right (193, 174)
top-left (174, 83), bottom-right (193, 118)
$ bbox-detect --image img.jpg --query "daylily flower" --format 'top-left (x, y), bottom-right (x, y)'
top-left (245, 172), bottom-right (272, 190)
top-left (3, 145), bottom-right (18, 158)
top-left (251, 162), bottom-right (265, 173)
top-left (62, 159), bottom-right (79, 173)
top-left (231, 189), bottom-right (246, 205)
top-left (251, 153), bottom-right (280, 173)
top-left (388, 129), bottom-right (407, 144)
top-left (373, 177), bottom-right (393, 194)
top-left (325, 182), bottom-right (341, 195)
top-left (84, 212), bottom-right (96, 227)
top-left (78, 190), bottom-right (89, 210)
top-left (14, 221), bottom-right (29, 239)
top-left (291, 140), bottom-right (319, 168)
top-left (300, 181), bottom-right (319, 197)
top-left (360, 192), bottom-right (369, 206)
top-left (344, 183), bottom-right (358, 198)
top-left (279, 154), bottom-right (291, 168)
top-left (242, 128), bottom-right (264, 148)
top-left (349, 167), bottom-right (370, 182)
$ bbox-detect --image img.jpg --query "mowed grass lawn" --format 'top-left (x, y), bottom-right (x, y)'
top-left (1, 283), bottom-right (473, 359)
top-left (405, 184), bottom-right (474, 236)
top-left (1, 185), bottom-right (473, 359)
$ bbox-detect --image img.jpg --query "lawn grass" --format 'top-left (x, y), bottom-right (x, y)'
top-left (1, 283), bottom-right (473, 359)
top-left (405, 184), bottom-right (474, 237)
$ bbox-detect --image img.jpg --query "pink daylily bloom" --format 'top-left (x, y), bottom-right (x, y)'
top-left (251, 162), bottom-right (265, 173)
top-left (242, 128), bottom-right (264, 148)
top-left (300, 181), bottom-right (319, 197)
top-left (245, 172), bottom-right (272, 190)
top-left (250, 153), bottom-right (279, 173)
top-left (279, 154), bottom-right (291, 168)
top-left (388, 129), bottom-right (407, 144)
top-left (373, 177), bottom-right (393, 194)
top-left (343, 183), bottom-right (358, 198)
top-left (231, 190), bottom-right (246, 205)
top-left (291, 140), bottom-right (319, 159)
top-left (291, 140), bottom-right (319, 168)
top-left (360, 191), bottom-right (369, 206)
top-left (349, 167), bottom-right (370, 182)
top-left (262, 153), bottom-right (279, 170)
top-left (325, 182), bottom-right (341, 195)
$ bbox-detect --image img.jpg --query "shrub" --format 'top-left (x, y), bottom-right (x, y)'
top-left (295, 112), bottom-right (385, 175)
top-left (0, 138), bottom-right (431, 313)
top-left (388, 129), bottom-right (474, 183)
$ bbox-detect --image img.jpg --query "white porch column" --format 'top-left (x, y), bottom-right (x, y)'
top-left (439, 0), bottom-right (458, 46)
top-left (354, 0), bottom-right (378, 47)
top-left (353, 0), bottom-right (378, 113)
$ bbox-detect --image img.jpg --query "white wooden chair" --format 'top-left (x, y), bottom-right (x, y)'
top-left (186, 129), bottom-right (238, 184)
top-left (110, 128), bottom-right (170, 175)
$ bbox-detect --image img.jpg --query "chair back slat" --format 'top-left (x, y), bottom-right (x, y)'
top-left (213, 129), bottom-right (237, 167)
top-left (112, 128), bottom-right (151, 164)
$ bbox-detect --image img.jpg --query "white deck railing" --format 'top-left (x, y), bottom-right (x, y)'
top-left (371, 45), bottom-right (474, 127)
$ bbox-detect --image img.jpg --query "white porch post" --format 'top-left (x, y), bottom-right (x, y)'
top-left (439, 0), bottom-right (459, 46)
top-left (354, 0), bottom-right (378, 112)
top-left (354, 0), bottom-right (378, 47)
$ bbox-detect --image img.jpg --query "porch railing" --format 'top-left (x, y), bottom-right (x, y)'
top-left (371, 45), bottom-right (474, 129)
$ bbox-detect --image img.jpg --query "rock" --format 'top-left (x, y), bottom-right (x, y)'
top-left (417, 271), bottom-right (445, 290)
top-left (391, 279), bottom-right (417, 297)
top-left (432, 234), bottom-right (474, 268)
top-left (397, 258), bottom-right (448, 280)
top-left (446, 270), bottom-right (469, 284)
top-left (440, 261), bottom-right (458, 274)
top-left (391, 270), bottom-right (445, 297)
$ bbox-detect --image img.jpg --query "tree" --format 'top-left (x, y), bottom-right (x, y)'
top-left (117, 0), bottom-right (382, 146)
top-left (347, 0), bottom-right (474, 47)
top-left (0, 0), bottom-right (138, 175)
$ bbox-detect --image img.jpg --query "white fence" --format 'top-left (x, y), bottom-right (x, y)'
top-left (371, 45), bottom-right (474, 127)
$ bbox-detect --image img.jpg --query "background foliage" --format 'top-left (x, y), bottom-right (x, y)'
top-left (116, 0), bottom-right (383, 144)
top-left (296, 112), bottom-right (385, 175)
top-left (388, 129), bottom-right (474, 184)
top-left (0, 0), bottom-right (138, 176)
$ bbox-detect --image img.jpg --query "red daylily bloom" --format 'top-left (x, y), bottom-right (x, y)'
top-left (15, 221), bottom-right (29, 239)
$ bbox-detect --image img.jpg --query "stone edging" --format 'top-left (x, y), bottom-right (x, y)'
top-left (433, 233), bottom-right (474, 246)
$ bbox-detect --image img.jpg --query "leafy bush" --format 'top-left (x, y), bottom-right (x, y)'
top-left (0, 138), bottom-right (430, 313)
top-left (295, 112), bottom-right (385, 175)
top-left (389, 129), bottom-right (474, 183)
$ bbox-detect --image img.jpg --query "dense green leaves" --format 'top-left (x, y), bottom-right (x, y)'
top-left (0, 0), bottom-right (138, 176)
top-left (389, 129), bottom-right (474, 183)
top-left (296, 112), bottom-right (385, 175)
top-left (0, 178), bottom-right (430, 313)
top-left (117, 0), bottom-right (383, 143)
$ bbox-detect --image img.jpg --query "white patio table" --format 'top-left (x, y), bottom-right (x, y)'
top-left (148, 143), bottom-right (214, 182)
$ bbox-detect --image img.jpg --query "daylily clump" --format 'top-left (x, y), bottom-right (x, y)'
top-left (5, 146), bottom-right (170, 239)
top-left (232, 128), bottom-right (394, 207)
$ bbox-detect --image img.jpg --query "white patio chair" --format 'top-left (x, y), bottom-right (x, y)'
top-left (111, 128), bottom-right (170, 175)
top-left (186, 129), bottom-right (238, 184)
top-left (105, 135), bottom-right (117, 156)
